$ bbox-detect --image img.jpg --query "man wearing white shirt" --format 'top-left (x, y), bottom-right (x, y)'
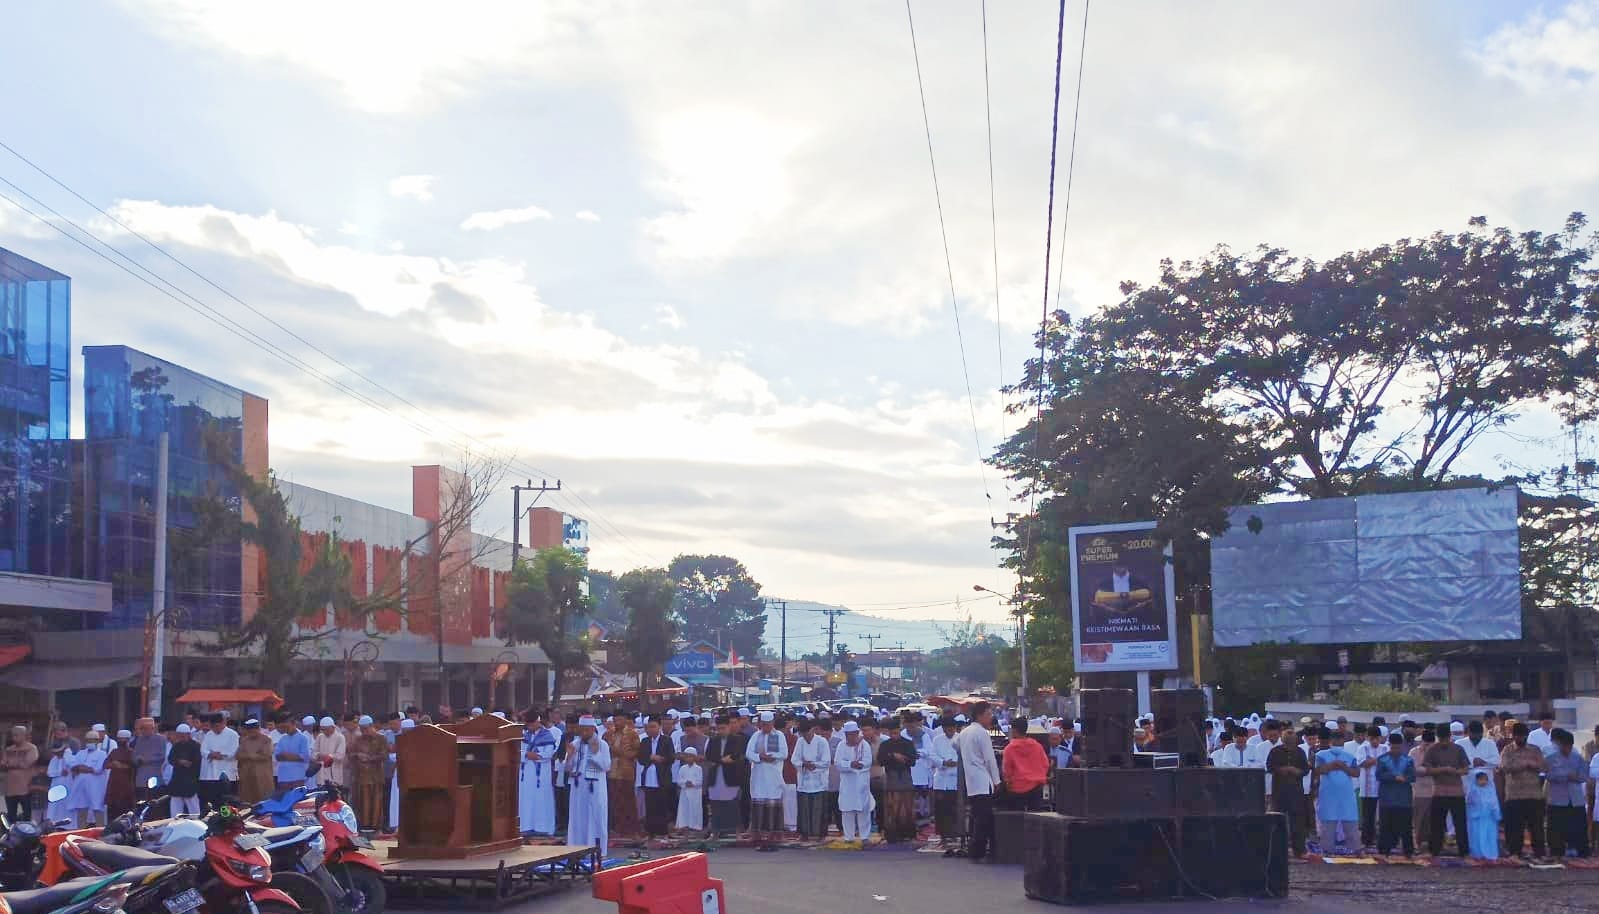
top-left (1350, 727), bottom-right (1385, 850)
top-left (198, 714), bottom-right (239, 813)
top-left (744, 711), bottom-right (787, 848)
top-left (903, 712), bottom-right (936, 828)
top-left (1527, 713), bottom-right (1556, 756)
top-left (929, 716), bottom-right (962, 845)
top-left (565, 716), bottom-right (612, 856)
top-left (956, 703), bottom-right (1002, 862)
top-left (1244, 721), bottom-right (1278, 794)
top-left (790, 719), bottom-right (831, 839)
top-left (1212, 728), bottom-right (1249, 768)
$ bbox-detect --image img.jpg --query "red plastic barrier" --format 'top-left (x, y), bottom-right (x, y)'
top-left (592, 852), bottom-right (725, 914)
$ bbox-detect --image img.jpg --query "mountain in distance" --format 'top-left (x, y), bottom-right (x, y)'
top-left (760, 598), bottom-right (1013, 655)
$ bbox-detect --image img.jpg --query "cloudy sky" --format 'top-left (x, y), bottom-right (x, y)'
top-left (2, 1), bottom-right (1595, 625)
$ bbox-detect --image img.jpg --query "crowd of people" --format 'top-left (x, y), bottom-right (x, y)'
top-left (1202, 710), bottom-right (1599, 862)
top-left (517, 701), bottom-right (1071, 860)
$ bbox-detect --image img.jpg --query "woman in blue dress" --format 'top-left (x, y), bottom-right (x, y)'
top-left (1314, 727), bottom-right (1360, 855)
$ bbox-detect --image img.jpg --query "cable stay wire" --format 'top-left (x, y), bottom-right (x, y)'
top-left (981, 0), bottom-right (1009, 466)
top-left (0, 159), bottom-right (653, 566)
top-left (905, 0), bottom-right (996, 525)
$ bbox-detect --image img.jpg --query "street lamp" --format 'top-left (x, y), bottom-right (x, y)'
top-left (974, 585), bottom-right (1028, 714)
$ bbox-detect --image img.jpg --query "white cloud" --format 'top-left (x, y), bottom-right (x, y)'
top-left (338, 222), bottom-right (359, 236)
top-left (1474, 0), bottom-right (1599, 90)
top-left (460, 204), bottom-right (554, 232)
top-left (386, 174), bottom-right (436, 202)
top-left (574, 210), bottom-right (601, 223)
top-left (654, 304), bottom-right (684, 330)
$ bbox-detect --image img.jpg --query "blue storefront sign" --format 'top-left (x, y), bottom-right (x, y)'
top-left (666, 650), bottom-right (720, 684)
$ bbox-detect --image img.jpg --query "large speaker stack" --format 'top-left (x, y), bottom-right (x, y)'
top-left (1151, 688), bottom-right (1209, 766)
top-left (1077, 688), bottom-right (1137, 768)
top-left (1016, 686), bottom-right (1286, 904)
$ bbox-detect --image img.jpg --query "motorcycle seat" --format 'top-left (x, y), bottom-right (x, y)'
top-left (117, 864), bottom-right (187, 885)
top-left (259, 826), bottom-right (309, 844)
top-left (3, 878), bottom-right (116, 914)
top-left (75, 841), bottom-right (181, 871)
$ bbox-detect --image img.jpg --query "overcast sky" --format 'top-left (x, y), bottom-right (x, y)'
top-left (2, 1), bottom-right (1595, 625)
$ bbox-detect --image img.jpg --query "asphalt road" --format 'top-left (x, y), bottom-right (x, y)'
top-left (448, 848), bottom-right (1382, 914)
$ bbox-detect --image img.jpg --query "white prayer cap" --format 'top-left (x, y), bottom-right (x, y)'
top-left (841, 721), bottom-right (860, 733)
top-left (1449, 721), bottom-right (1465, 734)
top-left (578, 715), bottom-right (598, 727)
top-left (738, 708), bottom-right (752, 717)
top-left (301, 716), bottom-right (317, 727)
top-left (667, 709), bottom-right (681, 718)
top-left (1263, 713), bottom-right (1275, 721)
top-left (471, 707), bottom-right (484, 716)
top-left (319, 716), bottom-right (335, 728)
top-left (682, 746), bottom-right (699, 756)
top-left (400, 719), bottom-right (417, 730)
top-left (955, 715), bottom-right (969, 724)
top-left (244, 719), bottom-right (260, 727)
top-left (116, 729), bottom-right (132, 739)
top-left (759, 711), bottom-right (775, 723)
top-left (176, 724), bottom-right (192, 734)
top-left (358, 715), bottom-right (374, 726)
top-left (92, 723), bottom-right (107, 732)
top-left (1048, 726), bottom-right (1063, 736)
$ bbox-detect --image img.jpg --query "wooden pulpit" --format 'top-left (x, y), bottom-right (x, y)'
top-left (392, 715), bottom-right (524, 859)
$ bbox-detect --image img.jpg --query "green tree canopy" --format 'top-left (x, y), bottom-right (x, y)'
top-left (620, 567), bottom-right (678, 709)
top-left (667, 554), bottom-right (766, 657)
top-left (506, 547), bottom-right (592, 689)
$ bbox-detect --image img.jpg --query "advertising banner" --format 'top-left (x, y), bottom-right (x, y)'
top-left (665, 649), bottom-right (720, 684)
top-left (1069, 521), bottom-right (1177, 673)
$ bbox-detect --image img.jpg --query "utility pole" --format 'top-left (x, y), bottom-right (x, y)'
top-left (144, 432), bottom-right (169, 719)
top-left (766, 599), bottom-right (788, 702)
top-left (861, 633), bottom-right (883, 684)
top-left (821, 608), bottom-right (846, 670)
top-left (510, 479), bottom-right (562, 569)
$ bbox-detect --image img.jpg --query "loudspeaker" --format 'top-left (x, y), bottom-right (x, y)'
top-left (1175, 814), bottom-right (1289, 899)
top-left (1053, 768), bottom-right (1174, 819)
top-left (1173, 767), bottom-right (1266, 816)
top-left (991, 810), bottom-right (1026, 865)
top-left (1078, 688), bottom-right (1136, 768)
top-left (1023, 813), bottom-right (1180, 904)
top-left (1151, 688), bottom-right (1208, 765)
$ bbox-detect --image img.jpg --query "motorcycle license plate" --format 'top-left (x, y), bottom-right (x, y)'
top-left (294, 814), bottom-right (318, 827)
top-left (351, 836), bottom-right (373, 849)
top-left (163, 889), bottom-right (204, 914)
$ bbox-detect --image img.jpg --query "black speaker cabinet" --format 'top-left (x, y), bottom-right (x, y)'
top-left (1023, 813), bottom-right (1180, 904)
top-left (991, 810), bottom-right (1026, 865)
top-left (1053, 768), bottom-right (1174, 819)
top-left (1151, 688), bottom-right (1208, 765)
top-left (1176, 814), bottom-right (1290, 899)
top-left (1173, 767), bottom-right (1266, 816)
top-left (1078, 688), bottom-right (1136, 768)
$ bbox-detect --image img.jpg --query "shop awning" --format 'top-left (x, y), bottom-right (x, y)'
top-left (175, 688), bottom-right (284, 710)
top-left (0, 658), bottom-right (143, 691)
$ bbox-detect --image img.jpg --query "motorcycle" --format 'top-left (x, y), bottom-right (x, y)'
top-left (249, 788), bottom-right (382, 914)
top-left (1, 872), bottom-right (134, 914)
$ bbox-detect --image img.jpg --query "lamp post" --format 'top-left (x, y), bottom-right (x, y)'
top-left (342, 640), bottom-right (379, 717)
top-left (974, 585), bottom-right (1028, 714)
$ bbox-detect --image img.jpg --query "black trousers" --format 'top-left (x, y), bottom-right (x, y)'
top-left (933, 790), bottom-right (958, 839)
top-left (1001, 786), bottom-right (1044, 811)
top-left (1359, 796), bottom-right (1378, 848)
top-left (966, 793), bottom-right (995, 860)
top-left (643, 786), bottom-right (672, 837)
top-left (1503, 798), bottom-right (1546, 856)
top-left (1548, 805), bottom-right (1589, 858)
top-left (1271, 792), bottom-right (1308, 856)
top-left (1377, 804), bottom-right (1412, 856)
top-left (1430, 796), bottom-right (1468, 857)
top-left (5, 794), bottom-right (30, 822)
top-left (554, 784), bottom-right (570, 829)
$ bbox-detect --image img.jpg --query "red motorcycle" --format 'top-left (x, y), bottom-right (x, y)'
top-left (250, 786), bottom-right (383, 914)
top-left (59, 806), bottom-right (299, 914)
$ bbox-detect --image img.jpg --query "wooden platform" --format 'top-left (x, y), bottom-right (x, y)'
top-left (375, 839), bottom-right (599, 909)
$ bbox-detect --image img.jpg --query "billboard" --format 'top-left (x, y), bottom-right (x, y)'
top-left (563, 516), bottom-right (590, 555)
top-left (1210, 486), bottom-right (1521, 646)
top-left (1069, 521), bottom-right (1178, 672)
top-left (665, 647), bottom-right (721, 684)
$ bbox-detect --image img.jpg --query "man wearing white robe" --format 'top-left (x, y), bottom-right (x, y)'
top-left (1212, 728), bottom-right (1250, 768)
top-left (45, 725), bottom-right (74, 823)
top-left (66, 731), bottom-right (109, 827)
top-left (904, 713), bottom-right (935, 827)
top-left (744, 711), bottom-right (786, 846)
top-left (929, 716), bottom-right (962, 843)
top-left (566, 716), bottom-right (612, 857)
top-left (388, 719), bottom-right (414, 834)
top-left (1244, 721), bottom-right (1278, 795)
top-left (834, 721), bottom-right (874, 842)
top-left (519, 716), bottom-right (558, 836)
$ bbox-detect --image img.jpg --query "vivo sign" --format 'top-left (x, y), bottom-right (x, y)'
top-left (666, 650), bottom-right (718, 683)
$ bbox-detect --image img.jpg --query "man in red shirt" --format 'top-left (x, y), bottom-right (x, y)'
top-left (1001, 719), bottom-right (1049, 811)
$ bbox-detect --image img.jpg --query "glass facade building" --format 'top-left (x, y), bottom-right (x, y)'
top-left (83, 346), bottom-right (245, 630)
top-left (0, 249), bottom-right (76, 577)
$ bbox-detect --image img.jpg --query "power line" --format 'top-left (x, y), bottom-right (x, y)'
top-left (1047, 1), bottom-right (1092, 317)
top-left (981, 0), bottom-right (1006, 439)
top-left (0, 145), bottom-right (656, 568)
top-left (904, 0), bottom-right (995, 524)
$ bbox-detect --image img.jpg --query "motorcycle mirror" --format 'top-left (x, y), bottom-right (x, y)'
top-left (146, 776), bottom-right (159, 789)
top-left (47, 785), bottom-right (69, 803)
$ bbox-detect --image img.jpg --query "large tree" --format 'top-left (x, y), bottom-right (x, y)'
top-left (619, 567), bottom-right (678, 710)
top-left (667, 554), bottom-right (766, 657)
top-left (505, 546), bottom-right (592, 695)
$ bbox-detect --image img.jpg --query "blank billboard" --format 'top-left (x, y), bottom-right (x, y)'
top-left (1210, 487), bottom-right (1521, 647)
